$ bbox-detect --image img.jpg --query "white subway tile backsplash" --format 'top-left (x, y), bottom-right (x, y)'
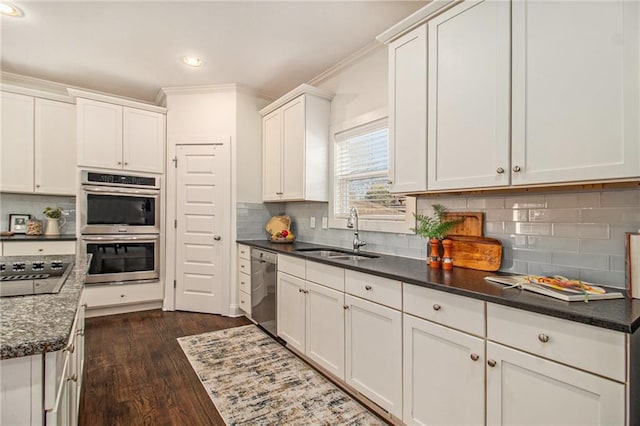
top-left (511, 248), bottom-right (552, 263)
top-left (529, 208), bottom-right (579, 223)
top-left (487, 209), bottom-right (528, 222)
top-left (485, 222), bottom-right (505, 234)
top-left (528, 236), bottom-right (579, 252)
top-left (576, 224), bottom-right (610, 239)
top-left (506, 222), bottom-right (552, 236)
top-left (600, 190), bottom-right (640, 208)
top-left (467, 197), bottom-right (505, 209)
top-left (578, 269), bottom-right (626, 289)
top-left (545, 194), bottom-right (579, 208)
top-left (578, 238), bottom-right (625, 256)
top-left (609, 255), bottom-right (626, 272)
top-left (504, 195), bottom-right (545, 208)
top-left (580, 208), bottom-right (640, 225)
top-left (552, 223), bottom-right (577, 238)
top-left (527, 262), bottom-right (579, 278)
top-left (552, 252), bottom-right (609, 270)
top-left (577, 192), bottom-right (601, 207)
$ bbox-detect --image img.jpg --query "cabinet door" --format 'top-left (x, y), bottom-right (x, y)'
top-left (512, 1), bottom-right (640, 184)
top-left (388, 24), bottom-right (427, 193)
top-left (262, 109), bottom-right (282, 201)
top-left (35, 99), bottom-right (76, 195)
top-left (305, 281), bottom-right (345, 380)
top-left (1, 92), bottom-right (34, 193)
top-left (345, 294), bottom-right (402, 418)
top-left (281, 96), bottom-right (305, 200)
top-left (427, 1), bottom-right (511, 190)
top-left (123, 107), bottom-right (165, 173)
top-left (486, 342), bottom-right (625, 425)
top-left (77, 98), bottom-right (123, 170)
top-left (403, 314), bottom-right (484, 426)
top-left (276, 272), bottom-right (306, 353)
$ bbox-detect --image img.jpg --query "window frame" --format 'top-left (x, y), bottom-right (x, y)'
top-left (328, 108), bottom-right (415, 234)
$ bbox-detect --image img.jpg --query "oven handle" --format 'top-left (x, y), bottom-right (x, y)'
top-left (82, 185), bottom-right (160, 196)
top-left (81, 235), bottom-right (160, 242)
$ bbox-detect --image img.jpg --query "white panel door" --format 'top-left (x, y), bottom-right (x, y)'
top-left (388, 24), bottom-right (427, 193)
top-left (77, 98), bottom-right (123, 170)
top-left (428, 0), bottom-right (511, 190)
top-left (276, 272), bottom-right (306, 353)
top-left (305, 281), bottom-right (345, 380)
top-left (0, 92), bottom-right (34, 193)
top-left (486, 342), bottom-right (625, 425)
top-left (345, 294), bottom-right (402, 418)
top-left (511, 0), bottom-right (640, 184)
top-left (403, 314), bottom-right (484, 426)
top-left (281, 96), bottom-right (305, 200)
top-left (175, 144), bottom-right (230, 314)
top-left (262, 109), bottom-right (282, 201)
top-left (34, 99), bottom-right (76, 195)
top-left (123, 107), bottom-right (165, 173)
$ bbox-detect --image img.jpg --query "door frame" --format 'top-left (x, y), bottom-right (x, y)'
top-left (164, 137), bottom-right (233, 315)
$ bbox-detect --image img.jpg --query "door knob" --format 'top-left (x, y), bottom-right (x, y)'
top-left (214, 235), bottom-right (221, 241)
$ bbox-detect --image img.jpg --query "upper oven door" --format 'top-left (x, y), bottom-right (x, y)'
top-left (81, 185), bottom-right (160, 234)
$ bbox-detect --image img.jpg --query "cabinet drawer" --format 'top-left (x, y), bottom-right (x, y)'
top-left (238, 244), bottom-right (251, 260)
top-left (2, 240), bottom-right (75, 256)
top-left (487, 303), bottom-right (626, 382)
top-left (238, 258), bottom-right (251, 275)
top-left (403, 284), bottom-right (485, 337)
top-left (278, 255), bottom-right (305, 279)
top-left (83, 282), bottom-right (163, 309)
top-left (306, 261), bottom-right (344, 292)
top-left (239, 290), bottom-right (251, 315)
top-left (345, 270), bottom-right (401, 310)
top-left (238, 271), bottom-right (251, 294)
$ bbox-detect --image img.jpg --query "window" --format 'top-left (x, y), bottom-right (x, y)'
top-left (333, 118), bottom-right (406, 221)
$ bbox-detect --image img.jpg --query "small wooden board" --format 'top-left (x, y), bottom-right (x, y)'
top-left (449, 235), bottom-right (502, 271)
top-left (444, 212), bottom-right (484, 237)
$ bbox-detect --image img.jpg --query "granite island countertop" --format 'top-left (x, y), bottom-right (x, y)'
top-left (0, 253), bottom-right (90, 359)
top-left (238, 239), bottom-right (640, 334)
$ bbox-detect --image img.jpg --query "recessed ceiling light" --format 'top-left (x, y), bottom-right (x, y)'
top-left (0, 3), bottom-right (23, 17)
top-left (182, 56), bottom-right (202, 67)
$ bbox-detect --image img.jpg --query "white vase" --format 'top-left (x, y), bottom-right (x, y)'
top-left (45, 218), bottom-right (61, 236)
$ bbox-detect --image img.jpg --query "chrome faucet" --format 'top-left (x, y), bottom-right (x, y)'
top-left (346, 207), bottom-right (366, 254)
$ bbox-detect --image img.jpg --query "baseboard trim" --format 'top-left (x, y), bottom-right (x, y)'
top-left (85, 301), bottom-right (163, 318)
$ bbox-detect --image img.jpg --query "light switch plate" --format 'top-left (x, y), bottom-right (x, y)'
top-left (322, 217), bottom-right (328, 229)
top-left (310, 217), bottom-right (316, 229)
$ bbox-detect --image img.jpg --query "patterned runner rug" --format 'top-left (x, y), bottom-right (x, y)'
top-left (178, 324), bottom-right (384, 425)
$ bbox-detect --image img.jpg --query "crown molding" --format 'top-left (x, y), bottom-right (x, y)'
top-left (376, 0), bottom-right (460, 44)
top-left (0, 72), bottom-right (75, 103)
top-left (160, 83), bottom-right (275, 102)
top-left (307, 41), bottom-right (384, 87)
top-left (67, 88), bottom-right (167, 113)
top-left (259, 83), bottom-right (335, 116)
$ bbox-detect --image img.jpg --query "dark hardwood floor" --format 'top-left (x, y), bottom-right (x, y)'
top-left (79, 309), bottom-right (251, 426)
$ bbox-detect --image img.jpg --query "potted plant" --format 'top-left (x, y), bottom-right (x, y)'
top-left (43, 207), bottom-right (65, 236)
top-left (411, 204), bottom-right (461, 269)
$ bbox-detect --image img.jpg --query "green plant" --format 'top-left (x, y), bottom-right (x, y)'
top-left (411, 204), bottom-right (462, 240)
top-left (43, 207), bottom-right (63, 219)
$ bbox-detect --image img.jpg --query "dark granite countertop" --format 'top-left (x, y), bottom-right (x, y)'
top-left (0, 253), bottom-right (90, 359)
top-left (1, 234), bottom-right (77, 242)
top-left (238, 240), bottom-right (640, 334)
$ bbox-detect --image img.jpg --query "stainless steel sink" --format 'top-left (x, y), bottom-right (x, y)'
top-left (294, 248), bottom-right (379, 260)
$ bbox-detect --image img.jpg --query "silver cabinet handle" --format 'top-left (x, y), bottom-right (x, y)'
top-left (67, 374), bottom-right (78, 382)
top-left (276, 192), bottom-right (283, 195)
top-left (487, 359), bottom-right (497, 367)
top-left (512, 165), bottom-right (521, 172)
top-left (538, 333), bottom-right (550, 343)
top-left (214, 235), bottom-right (221, 241)
top-left (365, 285), bottom-right (372, 291)
top-left (433, 304), bottom-right (441, 311)
top-left (388, 180), bottom-right (393, 185)
top-left (470, 353), bottom-right (480, 362)
top-left (496, 167), bottom-right (504, 174)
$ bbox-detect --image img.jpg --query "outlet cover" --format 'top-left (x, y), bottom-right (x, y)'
top-left (310, 217), bottom-right (316, 229)
top-left (322, 217), bottom-right (328, 229)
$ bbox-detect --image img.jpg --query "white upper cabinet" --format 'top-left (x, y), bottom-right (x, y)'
top-left (427, 0), bottom-right (511, 190)
top-left (1, 92), bottom-right (76, 195)
top-left (1, 92), bottom-right (34, 193)
top-left (35, 99), bottom-right (76, 194)
top-left (388, 24), bottom-right (427, 193)
top-left (511, 0), bottom-right (639, 185)
top-left (261, 84), bottom-right (333, 202)
top-left (77, 98), bottom-right (164, 173)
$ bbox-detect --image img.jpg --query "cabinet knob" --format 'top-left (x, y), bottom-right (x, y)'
top-left (124, 162), bottom-right (129, 166)
top-left (38, 248), bottom-right (44, 252)
top-left (117, 161), bottom-right (122, 165)
top-left (299, 288), bottom-right (304, 293)
top-left (388, 180), bottom-right (393, 185)
top-left (67, 374), bottom-right (78, 382)
top-left (496, 167), bottom-right (504, 174)
top-left (512, 165), bottom-right (521, 172)
top-left (36, 184), bottom-right (41, 188)
top-left (120, 294), bottom-right (125, 298)
top-left (487, 359), bottom-right (497, 367)
top-left (213, 235), bottom-right (221, 241)
top-left (343, 305), bottom-right (349, 310)
top-left (470, 353), bottom-right (480, 362)
top-left (538, 333), bottom-right (550, 343)
top-left (276, 192), bottom-right (283, 195)
top-left (432, 304), bottom-right (441, 311)
top-left (365, 285), bottom-right (372, 291)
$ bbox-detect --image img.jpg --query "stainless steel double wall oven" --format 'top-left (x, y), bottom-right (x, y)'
top-left (80, 171), bottom-right (160, 284)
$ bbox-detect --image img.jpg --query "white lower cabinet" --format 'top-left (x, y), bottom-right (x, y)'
top-left (277, 271), bottom-right (306, 353)
top-left (403, 313), bottom-right (484, 425)
top-left (2, 240), bottom-right (76, 256)
top-left (486, 341), bottom-right (625, 425)
top-left (345, 294), bottom-right (402, 418)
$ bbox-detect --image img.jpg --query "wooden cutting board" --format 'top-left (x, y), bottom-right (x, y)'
top-left (449, 235), bottom-right (502, 271)
top-left (444, 212), bottom-right (484, 237)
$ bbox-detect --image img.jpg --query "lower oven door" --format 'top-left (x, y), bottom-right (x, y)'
top-left (82, 235), bottom-right (160, 284)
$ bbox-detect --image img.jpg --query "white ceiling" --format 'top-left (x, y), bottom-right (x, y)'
top-left (0, 1), bottom-right (427, 103)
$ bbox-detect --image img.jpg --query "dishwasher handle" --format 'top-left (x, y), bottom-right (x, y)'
top-left (250, 248), bottom-right (278, 264)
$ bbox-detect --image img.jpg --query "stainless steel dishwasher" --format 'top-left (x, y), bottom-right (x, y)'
top-left (250, 248), bottom-right (278, 338)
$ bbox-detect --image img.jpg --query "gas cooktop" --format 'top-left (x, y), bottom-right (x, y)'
top-left (0, 259), bottom-right (74, 297)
